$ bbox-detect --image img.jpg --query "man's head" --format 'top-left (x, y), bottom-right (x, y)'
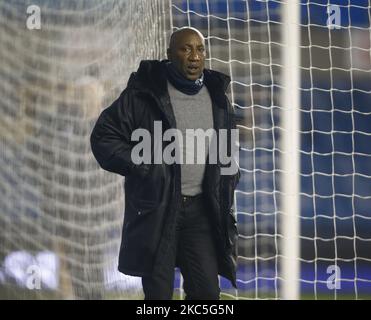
top-left (167, 27), bottom-right (206, 81)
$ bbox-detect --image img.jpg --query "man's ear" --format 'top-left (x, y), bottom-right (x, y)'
top-left (166, 48), bottom-right (171, 61)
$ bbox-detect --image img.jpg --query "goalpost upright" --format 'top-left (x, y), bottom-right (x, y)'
top-left (281, 0), bottom-right (301, 300)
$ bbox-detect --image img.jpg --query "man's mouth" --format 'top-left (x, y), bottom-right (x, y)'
top-left (187, 65), bottom-right (199, 73)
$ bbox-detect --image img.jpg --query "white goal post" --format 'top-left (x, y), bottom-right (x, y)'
top-left (281, 0), bottom-right (301, 300)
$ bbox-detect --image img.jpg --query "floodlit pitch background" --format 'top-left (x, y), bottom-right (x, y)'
top-left (0, 0), bottom-right (370, 299)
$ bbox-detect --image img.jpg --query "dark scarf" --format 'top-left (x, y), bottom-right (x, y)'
top-left (164, 61), bottom-right (204, 95)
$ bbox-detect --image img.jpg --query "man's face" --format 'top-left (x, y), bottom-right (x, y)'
top-left (167, 30), bottom-right (206, 81)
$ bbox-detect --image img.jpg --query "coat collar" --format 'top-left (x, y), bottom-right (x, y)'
top-left (127, 60), bottom-right (231, 128)
top-left (127, 60), bottom-right (230, 103)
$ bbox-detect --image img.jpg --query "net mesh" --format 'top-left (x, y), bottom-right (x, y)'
top-left (171, 0), bottom-right (371, 299)
top-left (0, 0), bottom-right (169, 299)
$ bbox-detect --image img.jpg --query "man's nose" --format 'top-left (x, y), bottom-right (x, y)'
top-left (189, 49), bottom-right (201, 61)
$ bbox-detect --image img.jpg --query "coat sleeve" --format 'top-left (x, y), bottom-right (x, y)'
top-left (90, 89), bottom-right (145, 177)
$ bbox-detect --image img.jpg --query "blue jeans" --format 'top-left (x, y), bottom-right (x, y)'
top-left (142, 193), bottom-right (220, 300)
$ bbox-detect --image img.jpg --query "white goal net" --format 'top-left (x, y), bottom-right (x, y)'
top-left (0, 0), bottom-right (169, 299)
top-left (170, 0), bottom-right (371, 300)
top-left (0, 0), bottom-right (370, 300)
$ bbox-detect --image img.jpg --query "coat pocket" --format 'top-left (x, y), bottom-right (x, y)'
top-left (126, 196), bottom-right (158, 221)
top-left (123, 201), bottom-right (157, 240)
top-left (130, 164), bottom-right (166, 205)
top-left (122, 201), bottom-right (165, 261)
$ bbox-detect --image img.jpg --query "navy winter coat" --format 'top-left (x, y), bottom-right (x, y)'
top-left (90, 60), bottom-right (240, 287)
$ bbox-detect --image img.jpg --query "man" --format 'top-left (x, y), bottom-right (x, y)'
top-left (90, 27), bottom-right (240, 300)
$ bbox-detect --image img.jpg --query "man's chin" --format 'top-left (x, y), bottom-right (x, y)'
top-left (185, 73), bottom-right (201, 81)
